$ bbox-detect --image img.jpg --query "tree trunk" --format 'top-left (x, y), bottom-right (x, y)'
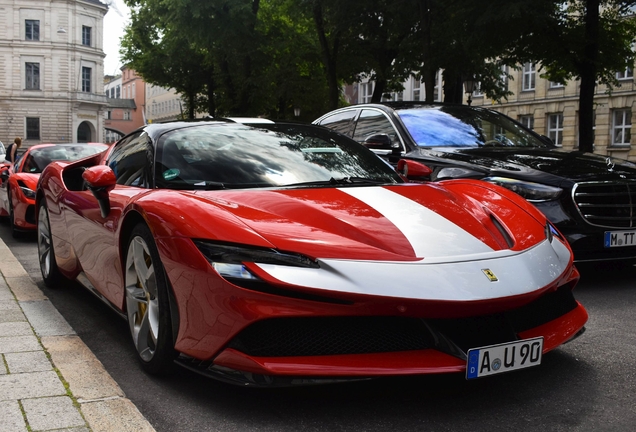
top-left (206, 70), bottom-right (216, 117)
top-left (220, 56), bottom-right (237, 113)
top-left (443, 69), bottom-right (463, 104)
top-left (313, 3), bottom-right (340, 110)
top-left (371, 77), bottom-right (387, 102)
top-left (418, 0), bottom-right (437, 103)
top-left (187, 92), bottom-right (196, 119)
top-left (578, 0), bottom-right (599, 153)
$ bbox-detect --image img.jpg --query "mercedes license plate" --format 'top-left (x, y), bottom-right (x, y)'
top-left (466, 337), bottom-right (543, 379)
top-left (604, 230), bottom-right (636, 248)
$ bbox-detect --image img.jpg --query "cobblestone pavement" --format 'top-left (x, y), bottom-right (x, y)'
top-left (0, 239), bottom-right (154, 431)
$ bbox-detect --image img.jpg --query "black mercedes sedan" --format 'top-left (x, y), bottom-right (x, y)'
top-left (314, 102), bottom-right (636, 263)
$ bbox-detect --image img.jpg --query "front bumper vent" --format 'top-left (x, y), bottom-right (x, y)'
top-left (227, 286), bottom-right (578, 358)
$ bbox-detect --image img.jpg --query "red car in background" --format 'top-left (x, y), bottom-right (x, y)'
top-left (0, 143), bottom-right (108, 237)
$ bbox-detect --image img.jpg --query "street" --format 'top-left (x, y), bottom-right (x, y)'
top-left (3, 223), bottom-right (636, 432)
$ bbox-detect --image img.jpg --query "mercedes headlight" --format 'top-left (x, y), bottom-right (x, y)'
top-left (483, 177), bottom-right (562, 202)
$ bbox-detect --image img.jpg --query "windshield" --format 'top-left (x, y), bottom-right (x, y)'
top-left (397, 106), bottom-right (549, 148)
top-left (22, 144), bottom-right (107, 173)
top-left (155, 123), bottom-right (402, 190)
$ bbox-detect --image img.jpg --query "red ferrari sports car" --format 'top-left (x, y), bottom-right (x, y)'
top-left (36, 121), bottom-right (587, 386)
top-left (0, 143), bottom-right (108, 237)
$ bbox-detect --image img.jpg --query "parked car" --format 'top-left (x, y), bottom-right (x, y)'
top-left (314, 102), bottom-right (636, 263)
top-left (36, 120), bottom-right (586, 385)
top-left (0, 143), bottom-right (108, 237)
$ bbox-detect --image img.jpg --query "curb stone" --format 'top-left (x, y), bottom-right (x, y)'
top-left (0, 237), bottom-right (155, 431)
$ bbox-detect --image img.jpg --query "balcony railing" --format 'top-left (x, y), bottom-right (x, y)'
top-left (71, 92), bottom-right (108, 104)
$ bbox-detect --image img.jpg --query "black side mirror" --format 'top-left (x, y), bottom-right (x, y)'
top-left (363, 134), bottom-right (394, 150)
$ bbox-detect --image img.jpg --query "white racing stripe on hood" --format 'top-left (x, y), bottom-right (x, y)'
top-left (340, 187), bottom-right (492, 258)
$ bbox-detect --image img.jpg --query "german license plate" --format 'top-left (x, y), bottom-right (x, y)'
top-left (604, 230), bottom-right (636, 248)
top-left (466, 337), bottom-right (543, 379)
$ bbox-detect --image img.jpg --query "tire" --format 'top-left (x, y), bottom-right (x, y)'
top-left (37, 202), bottom-right (63, 286)
top-left (125, 223), bottom-right (177, 375)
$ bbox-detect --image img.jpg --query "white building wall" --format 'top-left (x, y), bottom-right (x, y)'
top-left (0, 0), bottom-right (108, 146)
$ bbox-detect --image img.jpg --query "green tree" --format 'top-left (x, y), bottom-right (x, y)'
top-left (121, 1), bottom-right (215, 118)
top-left (410, 0), bottom-right (560, 104)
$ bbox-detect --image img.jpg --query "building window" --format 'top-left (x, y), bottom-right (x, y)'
top-left (547, 113), bottom-right (564, 146)
top-left (412, 77), bottom-right (423, 101)
top-left (360, 82), bottom-right (374, 103)
top-left (106, 110), bottom-right (112, 120)
top-left (25, 63), bottom-right (40, 90)
top-left (116, 86), bottom-right (121, 98)
top-left (434, 70), bottom-right (443, 101)
top-left (472, 82), bottom-right (483, 97)
top-left (82, 67), bottom-right (91, 92)
top-left (26, 117), bottom-right (40, 140)
top-left (519, 115), bottom-right (534, 130)
top-left (612, 109), bottom-right (632, 146)
top-left (616, 66), bottom-right (633, 80)
top-left (500, 65), bottom-right (509, 92)
top-left (82, 26), bottom-right (92, 47)
top-left (549, 81), bottom-right (564, 88)
top-left (25, 20), bottom-right (40, 41)
top-left (522, 63), bottom-right (536, 91)
top-left (124, 110), bottom-right (131, 120)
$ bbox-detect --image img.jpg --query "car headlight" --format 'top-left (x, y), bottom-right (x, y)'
top-left (483, 177), bottom-right (562, 202)
top-left (17, 181), bottom-right (36, 199)
top-left (193, 240), bottom-right (319, 280)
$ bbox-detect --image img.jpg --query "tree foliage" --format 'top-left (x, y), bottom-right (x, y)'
top-left (120, 0), bottom-right (636, 145)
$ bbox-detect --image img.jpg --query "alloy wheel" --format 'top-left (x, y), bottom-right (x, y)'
top-left (37, 205), bottom-right (53, 279)
top-left (125, 235), bottom-right (160, 362)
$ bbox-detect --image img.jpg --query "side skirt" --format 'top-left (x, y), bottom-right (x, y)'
top-left (75, 272), bottom-right (127, 320)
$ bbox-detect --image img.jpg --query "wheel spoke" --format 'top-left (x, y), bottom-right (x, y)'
top-left (132, 238), bottom-right (157, 298)
top-left (38, 206), bottom-right (52, 278)
top-left (125, 234), bottom-right (160, 363)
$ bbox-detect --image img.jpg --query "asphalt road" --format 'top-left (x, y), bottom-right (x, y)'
top-left (3, 223), bottom-right (636, 432)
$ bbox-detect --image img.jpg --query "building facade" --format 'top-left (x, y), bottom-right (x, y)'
top-left (0, 0), bottom-right (109, 147)
top-left (471, 62), bottom-right (636, 162)
top-left (146, 84), bottom-right (184, 123)
top-left (102, 66), bottom-right (146, 142)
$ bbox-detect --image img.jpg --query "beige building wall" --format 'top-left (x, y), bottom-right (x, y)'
top-left (146, 84), bottom-right (184, 123)
top-left (470, 65), bottom-right (636, 162)
top-left (0, 0), bottom-right (108, 146)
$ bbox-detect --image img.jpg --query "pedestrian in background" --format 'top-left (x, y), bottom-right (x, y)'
top-left (6, 137), bottom-right (21, 163)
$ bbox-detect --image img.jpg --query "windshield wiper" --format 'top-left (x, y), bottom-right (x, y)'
top-left (336, 176), bottom-right (389, 184)
top-left (284, 177), bottom-right (390, 188)
top-left (192, 181), bottom-right (226, 190)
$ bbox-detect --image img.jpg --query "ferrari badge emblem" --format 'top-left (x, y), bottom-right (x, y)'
top-left (482, 269), bottom-right (498, 282)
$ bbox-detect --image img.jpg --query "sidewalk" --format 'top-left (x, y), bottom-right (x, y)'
top-left (0, 239), bottom-right (155, 431)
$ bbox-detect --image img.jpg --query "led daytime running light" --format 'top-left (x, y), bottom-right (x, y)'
top-left (194, 241), bottom-right (319, 269)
